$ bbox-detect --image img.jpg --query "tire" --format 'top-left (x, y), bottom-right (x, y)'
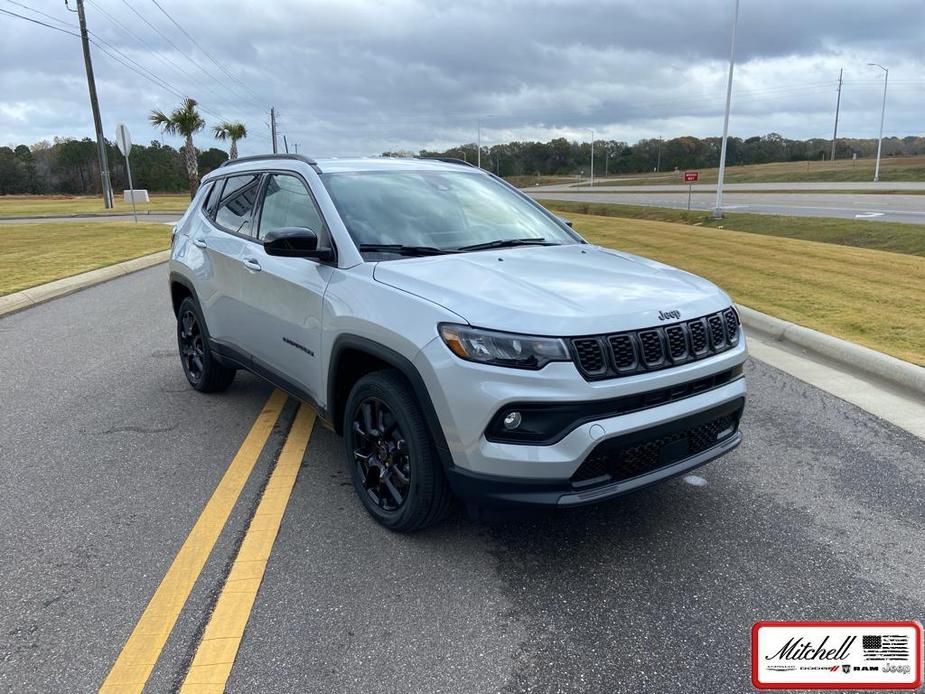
top-left (176, 296), bottom-right (236, 393)
top-left (343, 369), bottom-right (451, 531)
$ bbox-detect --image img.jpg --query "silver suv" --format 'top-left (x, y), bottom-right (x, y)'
top-left (169, 154), bottom-right (746, 531)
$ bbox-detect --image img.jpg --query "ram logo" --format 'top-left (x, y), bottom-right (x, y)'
top-left (658, 310), bottom-right (681, 321)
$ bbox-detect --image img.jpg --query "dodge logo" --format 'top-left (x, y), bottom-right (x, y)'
top-left (658, 310), bottom-right (681, 321)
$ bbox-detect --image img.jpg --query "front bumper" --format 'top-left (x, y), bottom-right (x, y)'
top-left (446, 397), bottom-right (744, 508)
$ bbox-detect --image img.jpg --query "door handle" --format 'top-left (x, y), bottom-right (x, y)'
top-left (191, 237), bottom-right (207, 248)
top-left (242, 258), bottom-right (262, 272)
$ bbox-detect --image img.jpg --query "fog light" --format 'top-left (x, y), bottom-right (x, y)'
top-left (502, 411), bottom-right (522, 430)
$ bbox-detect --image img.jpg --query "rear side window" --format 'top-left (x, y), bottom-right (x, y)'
top-left (214, 174), bottom-right (261, 236)
top-left (257, 174), bottom-right (325, 240)
top-left (202, 180), bottom-right (222, 216)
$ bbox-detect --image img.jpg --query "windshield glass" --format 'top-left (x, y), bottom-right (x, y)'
top-left (322, 170), bottom-right (578, 252)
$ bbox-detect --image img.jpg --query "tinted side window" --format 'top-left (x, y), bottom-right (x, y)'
top-left (257, 174), bottom-right (325, 240)
top-left (202, 180), bottom-right (222, 217)
top-left (215, 174), bottom-right (260, 236)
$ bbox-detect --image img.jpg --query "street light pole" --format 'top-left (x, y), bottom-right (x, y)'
top-left (712, 0), bottom-right (740, 219)
top-left (477, 117), bottom-right (481, 169)
top-left (868, 63), bottom-right (888, 183)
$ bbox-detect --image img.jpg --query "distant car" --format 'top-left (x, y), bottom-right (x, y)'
top-left (168, 154), bottom-right (746, 531)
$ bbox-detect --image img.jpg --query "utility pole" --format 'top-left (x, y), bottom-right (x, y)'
top-left (283, 134), bottom-right (289, 154)
top-left (292, 143), bottom-right (299, 154)
top-left (270, 107), bottom-right (278, 154)
top-left (868, 63), bottom-right (888, 183)
top-left (830, 68), bottom-right (843, 162)
top-left (656, 135), bottom-right (662, 172)
top-left (70, 0), bottom-right (113, 208)
top-left (712, 0), bottom-right (740, 219)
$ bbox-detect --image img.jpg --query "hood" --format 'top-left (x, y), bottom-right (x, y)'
top-left (373, 244), bottom-right (731, 336)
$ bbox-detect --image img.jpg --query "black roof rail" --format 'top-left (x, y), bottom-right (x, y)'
top-left (220, 153), bottom-right (322, 174)
top-left (414, 156), bottom-right (478, 168)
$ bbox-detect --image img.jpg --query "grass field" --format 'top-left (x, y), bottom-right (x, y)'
top-left (505, 175), bottom-right (579, 188)
top-left (0, 194), bottom-right (189, 218)
top-left (573, 154), bottom-right (925, 186)
top-left (542, 200), bottom-right (925, 257)
top-left (552, 211), bottom-right (925, 365)
top-left (0, 221), bottom-right (171, 295)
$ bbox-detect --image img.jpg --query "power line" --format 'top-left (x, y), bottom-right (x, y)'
top-left (85, 0), bottom-right (231, 114)
top-left (4, 0), bottom-right (74, 28)
top-left (148, 0), bottom-right (263, 106)
top-left (117, 0), bottom-right (259, 109)
top-left (0, 7), bottom-right (79, 36)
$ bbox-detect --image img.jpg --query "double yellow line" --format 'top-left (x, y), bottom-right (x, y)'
top-left (100, 391), bottom-right (315, 693)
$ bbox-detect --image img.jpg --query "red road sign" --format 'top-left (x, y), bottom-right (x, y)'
top-left (684, 170), bottom-right (699, 182)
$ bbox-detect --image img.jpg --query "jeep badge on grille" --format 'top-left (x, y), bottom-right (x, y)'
top-left (658, 310), bottom-right (681, 321)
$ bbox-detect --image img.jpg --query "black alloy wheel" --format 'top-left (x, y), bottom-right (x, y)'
top-left (175, 296), bottom-right (236, 393)
top-left (352, 397), bottom-right (412, 511)
top-left (178, 308), bottom-right (206, 385)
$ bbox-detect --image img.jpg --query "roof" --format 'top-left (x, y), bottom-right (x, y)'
top-left (211, 154), bottom-right (481, 177)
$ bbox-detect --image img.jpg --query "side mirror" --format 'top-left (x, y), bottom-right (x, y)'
top-left (558, 216), bottom-right (573, 228)
top-left (263, 227), bottom-right (334, 261)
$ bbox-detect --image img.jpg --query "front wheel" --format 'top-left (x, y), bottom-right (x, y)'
top-left (176, 297), bottom-right (236, 393)
top-left (343, 369), bottom-right (451, 531)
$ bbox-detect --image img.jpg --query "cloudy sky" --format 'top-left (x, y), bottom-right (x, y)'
top-left (1, 0), bottom-right (923, 157)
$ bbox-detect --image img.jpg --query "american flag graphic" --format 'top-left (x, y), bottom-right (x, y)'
top-left (862, 634), bottom-right (910, 661)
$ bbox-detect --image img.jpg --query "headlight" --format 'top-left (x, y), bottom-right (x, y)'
top-left (438, 323), bottom-right (571, 370)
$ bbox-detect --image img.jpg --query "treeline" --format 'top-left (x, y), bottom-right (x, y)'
top-left (418, 133), bottom-right (925, 177)
top-left (0, 137), bottom-right (228, 196)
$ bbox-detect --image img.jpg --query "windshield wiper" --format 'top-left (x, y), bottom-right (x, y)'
top-left (357, 243), bottom-right (458, 257)
top-left (456, 237), bottom-right (559, 252)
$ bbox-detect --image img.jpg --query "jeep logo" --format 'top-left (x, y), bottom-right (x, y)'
top-left (658, 310), bottom-right (681, 321)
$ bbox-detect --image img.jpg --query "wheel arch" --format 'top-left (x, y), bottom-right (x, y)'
top-left (169, 272), bottom-right (199, 316)
top-left (328, 335), bottom-right (454, 470)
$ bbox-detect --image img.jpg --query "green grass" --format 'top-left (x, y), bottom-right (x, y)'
top-left (558, 212), bottom-right (925, 365)
top-left (0, 194), bottom-right (189, 218)
top-left (565, 187), bottom-right (925, 195)
top-left (505, 175), bottom-right (579, 188)
top-left (573, 155), bottom-right (925, 186)
top-left (0, 221), bottom-right (171, 295)
top-left (541, 200), bottom-right (925, 257)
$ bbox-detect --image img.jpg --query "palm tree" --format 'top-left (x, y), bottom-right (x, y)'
top-left (149, 98), bottom-right (205, 198)
top-left (212, 121), bottom-right (247, 161)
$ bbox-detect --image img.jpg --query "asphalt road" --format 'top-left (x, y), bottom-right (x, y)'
top-left (529, 190), bottom-right (925, 224)
top-left (1, 267), bottom-right (923, 693)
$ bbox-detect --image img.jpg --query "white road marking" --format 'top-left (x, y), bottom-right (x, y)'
top-left (683, 474), bottom-right (709, 487)
top-left (855, 212), bottom-right (885, 219)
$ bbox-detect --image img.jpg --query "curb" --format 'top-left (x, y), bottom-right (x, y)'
top-left (737, 304), bottom-right (925, 397)
top-left (0, 250), bottom-right (170, 318)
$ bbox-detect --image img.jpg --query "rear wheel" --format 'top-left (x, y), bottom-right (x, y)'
top-left (343, 369), bottom-right (451, 531)
top-left (176, 296), bottom-right (236, 393)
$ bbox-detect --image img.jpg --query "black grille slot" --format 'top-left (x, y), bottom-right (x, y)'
top-left (708, 314), bottom-right (726, 349)
top-left (570, 407), bottom-right (741, 485)
top-left (723, 308), bottom-right (739, 344)
top-left (689, 319), bottom-right (708, 355)
top-left (608, 334), bottom-right (637, 370)
top-left (573, 338), bottom-right (605, 374)
top-left (637, 330), bottom-right (665, 366)
top-left (664, 324), bottom-right (688, 360)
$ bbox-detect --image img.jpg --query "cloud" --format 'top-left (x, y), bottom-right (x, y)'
top-left (1, 0), bottom-right (922, 156)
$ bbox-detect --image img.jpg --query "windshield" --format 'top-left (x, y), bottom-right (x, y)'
top-left (321, 170), bottom-right (578, 252)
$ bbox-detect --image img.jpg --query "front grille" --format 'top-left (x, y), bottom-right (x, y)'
top-left (573, 338), bottom-right (605, 374)
top-left (570, 406), bottom-right (741, 484)
top-left (569, 307), bottom-right (740, 380)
